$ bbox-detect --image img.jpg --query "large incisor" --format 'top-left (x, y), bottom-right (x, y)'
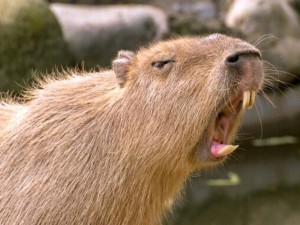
top-left (243, 90), bottom-right (256, 109)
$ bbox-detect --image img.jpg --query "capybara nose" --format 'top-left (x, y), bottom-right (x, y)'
top-left (225, 50), bottom-right (263, 90)
top-left (225, 50), bottom-right (261, 67)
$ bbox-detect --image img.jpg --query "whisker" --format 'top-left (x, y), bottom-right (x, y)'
top-left (264, 68), bottom-right (299, 81)
top-left (237, 146), bottom-right (248, 152)
top-left (228, 153), bottom-right (241, 163)
top-left (261, 90), bottom-right (277, 108)
top-left (263, 77), bottom-right (292, 93)
top-left (253, 34), bottom-right (279, 47)
top-left (254, 98), bottom-right (263, 139)
top-left (263, 60), bottom-right (299, 84)
top-left (235, 134), bottom-right (256, 142)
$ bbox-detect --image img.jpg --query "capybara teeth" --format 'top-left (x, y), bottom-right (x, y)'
top-left (242, 91), bottom-right (250, 109)
top-left (249, 90), bottom-right (256, 109)
top-left (217, 145), bottom-right (239, 157)
top-left (243, 90), bottom-right (256, 109)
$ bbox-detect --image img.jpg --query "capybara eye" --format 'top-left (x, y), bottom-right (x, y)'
top-left (151, 59), bottom-right (175, 69)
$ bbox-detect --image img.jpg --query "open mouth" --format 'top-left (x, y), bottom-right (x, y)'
top-left (210, 90), bottom-right (257, 159)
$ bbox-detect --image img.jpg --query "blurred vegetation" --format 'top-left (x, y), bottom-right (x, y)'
top-left (0, 0), bottom-right (73, 93)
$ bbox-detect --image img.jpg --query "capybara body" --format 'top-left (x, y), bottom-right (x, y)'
top-left (0, 34), bottom-right (264, 225)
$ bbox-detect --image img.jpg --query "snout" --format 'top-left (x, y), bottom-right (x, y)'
top-left (225, 50), bottom-right (264, 91)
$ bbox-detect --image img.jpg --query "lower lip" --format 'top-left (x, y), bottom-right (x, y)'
top-left (210, 153), bottom-right (226, 161)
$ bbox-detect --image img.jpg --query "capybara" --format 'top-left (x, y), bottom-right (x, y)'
top-left (0, 34), bottom-right (264, 225)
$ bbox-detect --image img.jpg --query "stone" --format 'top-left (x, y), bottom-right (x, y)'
top-left (0, 0), bottom-right (72, 92)
top-left (50, 3), bottom-right (169, 68)
top-left (226, 0), bottom-right (300, 38)
top-left (225, 0), bottom-right (300, 84)
top-left (169, 1), bottom-right (234, 36)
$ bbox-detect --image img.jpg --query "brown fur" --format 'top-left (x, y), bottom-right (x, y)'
top-left (0, 34), bottom-right (263, 225)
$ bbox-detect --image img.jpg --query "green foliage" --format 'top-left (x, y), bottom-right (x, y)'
top-left (0, 0), bottom-right (73, 92)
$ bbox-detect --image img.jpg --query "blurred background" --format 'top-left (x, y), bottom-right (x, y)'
top-left (1, 0), bottom-right (300, 224)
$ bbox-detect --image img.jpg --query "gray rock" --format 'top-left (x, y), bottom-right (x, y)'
top-left (172, 1), bottom-right (218, 19)
top-left (50, 3), bottom-right (169, 68)
top-left (226, 0), bottom-right (300, 37)
top-left (225, 0), bottom-right (300, 84)
top-left (0, 0), bottom-right (72, 92)
top-left (169, 1), bottom-right (233, 36)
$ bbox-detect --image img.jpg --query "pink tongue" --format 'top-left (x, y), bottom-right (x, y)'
top-left (211, 141), bottom-right (231, 158)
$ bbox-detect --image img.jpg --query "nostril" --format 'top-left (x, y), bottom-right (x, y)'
top-left (225, 50), bottom-right (261, 67)
top-left (226, 54), bottom-right (240, 64)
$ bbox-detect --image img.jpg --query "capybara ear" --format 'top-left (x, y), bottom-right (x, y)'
top-left (112, 50), bottom-right (135, 87)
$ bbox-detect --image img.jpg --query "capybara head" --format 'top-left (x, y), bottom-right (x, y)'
top-left (0, 34), bottom-right (264, 225)
top-left (113, 33), bottom-right (264, 169)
